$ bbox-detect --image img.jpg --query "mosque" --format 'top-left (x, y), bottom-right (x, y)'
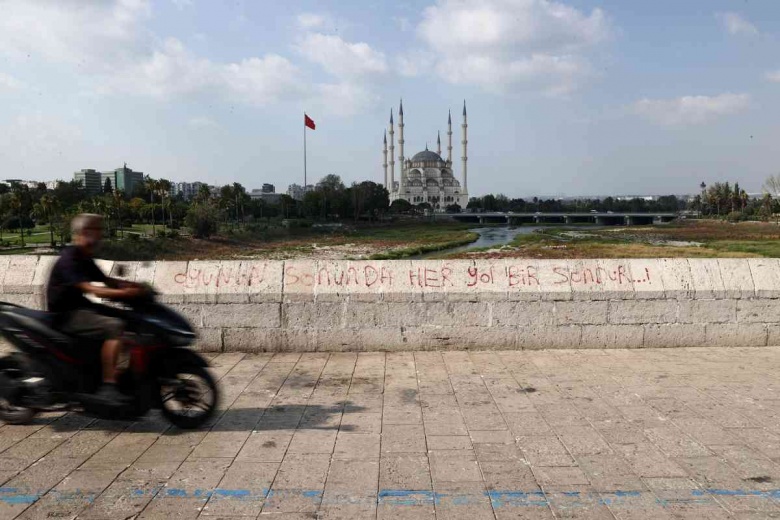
top-left (382, 100), bottom-right (469, 211)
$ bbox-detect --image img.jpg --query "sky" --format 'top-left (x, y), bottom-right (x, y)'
top-left (1, 0), bottom-right (780, 198)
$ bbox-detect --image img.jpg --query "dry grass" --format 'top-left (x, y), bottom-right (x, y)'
top-left (459, 242), bottom-right (759, 260)
top-left (602, 220), bottom-right (780, 241)
top-left (448, 220), bottom-right (779, 260)
top-left (98, 222), bottom-right (478, 261)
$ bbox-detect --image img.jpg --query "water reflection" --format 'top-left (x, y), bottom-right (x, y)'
top-left (414, 226), bottom-right (541, 259)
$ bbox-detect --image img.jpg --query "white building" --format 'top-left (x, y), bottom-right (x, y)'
top-left (383, 100), bottom-right (469, 211)
top-left (171, 181), bottom-right (211, 200)
top-left (2, 179), bottom-right (43, 189)
top-left (287, 184), bottom-right (304, 201)
top-left (250, 190), bottom-right (283, 204)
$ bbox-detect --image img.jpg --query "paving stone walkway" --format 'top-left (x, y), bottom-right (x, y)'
top-left (2, 347), bottom-right (780, 519)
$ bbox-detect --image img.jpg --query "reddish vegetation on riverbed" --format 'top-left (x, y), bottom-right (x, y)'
top-left (444, 220), bottom-right (780, 259)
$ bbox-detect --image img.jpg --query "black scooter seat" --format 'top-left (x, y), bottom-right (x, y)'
top-left (6, 307), bottom-right (57, 327)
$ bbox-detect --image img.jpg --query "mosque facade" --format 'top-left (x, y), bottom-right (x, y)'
top-left (383, 100), bottom-right (469, 211)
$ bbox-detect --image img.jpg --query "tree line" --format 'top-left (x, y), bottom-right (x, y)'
top-left (467, 175), bottom-right (780, 222)
top-left (0, 174), bottom-right (395, 246)
top-left (4, 172), bottom-right (780, 249)
top-left (465, 194), bottom-right (686, 214)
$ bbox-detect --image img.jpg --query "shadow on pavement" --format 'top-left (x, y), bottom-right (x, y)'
top-left (40, 402), bottom-right (365, 433)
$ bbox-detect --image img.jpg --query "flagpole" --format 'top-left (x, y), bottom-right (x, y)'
top-left (303, 112), bottom-right (307, 193)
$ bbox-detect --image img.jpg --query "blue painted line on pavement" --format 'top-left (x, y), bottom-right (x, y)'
top-left (2, 486), bottom-right (780, 508)
top-left (378, 489), bottom-right (437, 505)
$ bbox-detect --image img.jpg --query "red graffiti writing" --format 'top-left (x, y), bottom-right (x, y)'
top-left (285, 264), bottom-right (394, 288)
top-left (174, 264), bottom-right (266, 289)
top-left (467, 266), bottom-right (495, 287)
top-left (408, 265), bottom-right (453, 288)
top-left (285, 265), bottom-right (315, 287)
top-left (552, 264), bottom-right (642, 285)
top-left (506, 265), bottom-right (540, 287)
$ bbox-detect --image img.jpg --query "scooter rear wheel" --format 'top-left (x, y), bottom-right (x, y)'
top-left (158, 364), bottom-right (218, 429)
top-left (0, 356), bottom-right (38, 425)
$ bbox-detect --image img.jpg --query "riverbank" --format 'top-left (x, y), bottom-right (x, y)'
top-left (77, 221), bottom-right (481, 261)
top-left (441, 220), bottom-right (780, 259)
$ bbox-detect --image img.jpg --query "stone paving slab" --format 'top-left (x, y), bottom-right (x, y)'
top-left (3, 348), bottom-right (780, 518)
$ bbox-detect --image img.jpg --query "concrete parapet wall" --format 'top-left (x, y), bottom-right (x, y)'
top-left (1, 256), bottom-right (779, 352)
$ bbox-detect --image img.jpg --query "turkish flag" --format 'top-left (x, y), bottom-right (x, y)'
top-left (304, 114), bottom-right (316, 130)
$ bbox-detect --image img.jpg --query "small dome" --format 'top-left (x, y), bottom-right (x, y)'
top-left (411, 150), bottom-right (444, 163)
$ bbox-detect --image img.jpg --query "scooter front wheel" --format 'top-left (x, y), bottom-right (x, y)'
top-left (0, 356), bottom-right (39, 425)
top-left (158, 364), bottom-right (218, 429)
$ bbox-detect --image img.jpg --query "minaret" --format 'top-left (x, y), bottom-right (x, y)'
top-left (461, 101), bottom-right (468, 194)
top-left (388, 109), bottom-right (395, 192)
top-left (447, 110), bottom-right (453, 163)
top-left (382, 131), bottom-right (388, 189)
top-left (398, 99), bottom-right (405, 187)
top-left (437, 131), bottom-right (441, 155)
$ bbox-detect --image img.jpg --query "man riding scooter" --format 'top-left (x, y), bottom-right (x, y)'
top-left (46, 214), bottom-right (146, 405)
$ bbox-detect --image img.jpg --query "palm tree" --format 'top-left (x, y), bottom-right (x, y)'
top-left (157, 179), bottom-right (171, 232)
top-left (145, 176), bottom-right (159, 236)
top-left (0, 193), bottom-right (9, 243)
top-left (111, 189), bottom-right (124, 238)
top-left (732, 183), bottom-right (741, 213)
top-left (9, 192), bottom-right (25, 247)
top-left (195, 184), bottom-right (211, 205)
top-left (32, 194), bottom-right (59, 247)
top-left (699, 182), bottom-right (706, 215)
top-left (761, 193), bottom-right (774, 222)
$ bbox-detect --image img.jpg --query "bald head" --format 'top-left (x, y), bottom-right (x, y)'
top-left (71, 213), bottom-right (103, 255)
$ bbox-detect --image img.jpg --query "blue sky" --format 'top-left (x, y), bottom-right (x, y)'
top-left (1, 0), bottom-right (779, 197)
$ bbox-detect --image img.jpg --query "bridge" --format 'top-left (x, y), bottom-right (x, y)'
top-left (450, 211), bottom-right (679, 225)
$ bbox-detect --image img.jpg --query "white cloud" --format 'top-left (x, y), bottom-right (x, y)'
top-left (297, 13), bottom-right (328, 30)
top-left (0, 0), bottom-right (151, 69)
top-left (100, 38), bottom-right (215, 98)
top-left (0, 72), bottom-right (24, 90)
top-left (222, 55), bottom-right (305, 106)
top-left (397, 50), bottom-right (436, 77)
top-left (766, 70), bottom-right (780, 83)
top-left (313, 82), bottom-right (377, 116)
top-left (0, 112), bottom-right (85, 175)
top-left (171, 0), bottom-right (192, 10)
top-left (717, 12), bottom-right (758, 36)
top-left (296, 33), bottom-right (388, 78)
top-left (633, 93), bottom-right (750, 125)
top-left (415, 0), bottom-right (610, 94)
top-left (102, 39), bottom-right (304, 106)
top-left (294, 32), bottom-right (388, 114)
top-left (440, 52), bottom-right (590, 96)
top-left (0, 1), bottom-right (308, 108)
top-left (0, 1), bottom-right (382, 116)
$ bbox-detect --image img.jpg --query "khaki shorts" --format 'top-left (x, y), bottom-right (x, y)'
top-left (61, 308), bottom-right (124, 342)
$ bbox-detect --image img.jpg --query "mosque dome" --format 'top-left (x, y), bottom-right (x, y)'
top-left (411, 150), bottom-right (444, 163)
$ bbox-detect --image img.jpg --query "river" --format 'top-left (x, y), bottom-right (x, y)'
top-left (414, 226), bottom-right (542, 259)
top-left (414, 224), bottom-right (615, 259)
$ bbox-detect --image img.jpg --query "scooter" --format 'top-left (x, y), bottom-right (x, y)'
top-left (0, 285), bottom-right (218, 429)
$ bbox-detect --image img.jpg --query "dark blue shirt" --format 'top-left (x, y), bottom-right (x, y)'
top-left (46, 246), bottom-right (107, 313)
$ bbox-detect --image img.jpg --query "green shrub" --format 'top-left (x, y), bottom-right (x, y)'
top-left (727, 211), bottom-right (743, 222)
top-left (185, 204), bottom-right (219, 238)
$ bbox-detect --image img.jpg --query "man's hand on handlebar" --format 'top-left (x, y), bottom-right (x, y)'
top-left (120, 285), bottom-right (148, 300)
